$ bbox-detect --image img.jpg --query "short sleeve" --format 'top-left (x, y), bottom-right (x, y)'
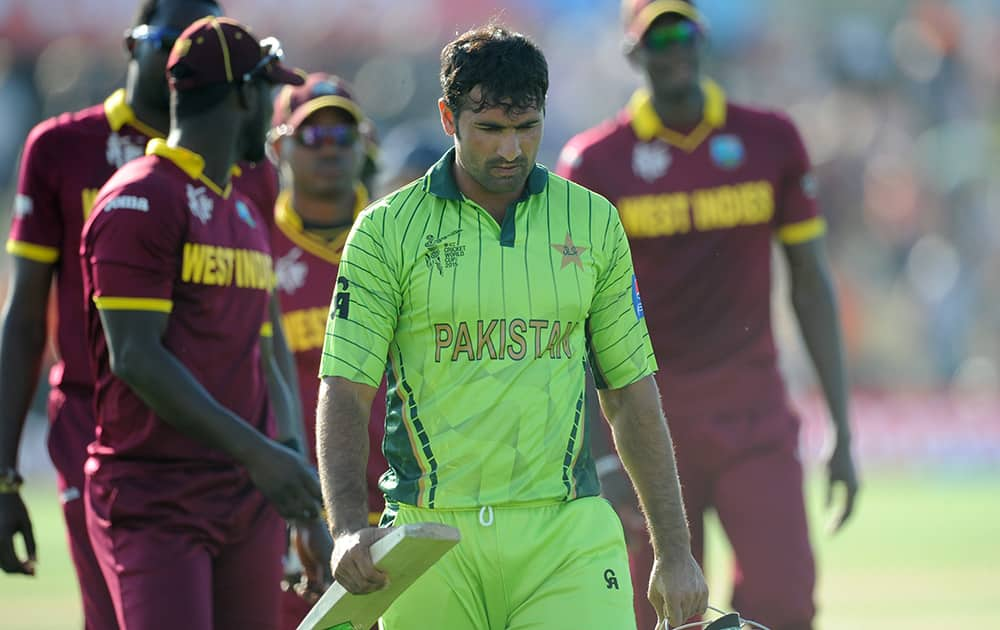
top-left (586, 202), bottom-right (657, 390)
top-left (6, 122), bottom-right (62, 263)
top-left (772, 114), bottom-right (825, 245)
top-left (83, 182), bottom-right (183, 313)
top-left (319, 206), bottom-right (401, 387)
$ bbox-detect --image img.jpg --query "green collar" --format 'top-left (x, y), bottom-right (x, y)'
top-left (425, 147), bottom-right (548, 202)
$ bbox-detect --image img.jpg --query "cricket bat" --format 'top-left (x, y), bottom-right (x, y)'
top-left (296, 523), bottom-right (461, 630)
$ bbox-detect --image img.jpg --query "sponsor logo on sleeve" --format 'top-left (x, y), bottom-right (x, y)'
top-left (710, 134), bottom-right (745, 170)
top-left (13, 194), bottom-right (33, 218)
top-left (103, 195), bottom-right (150, 213)
top-left (187, 184), bottom-right (213, 224)
top-left (631, 274), bottom-right (645, 320)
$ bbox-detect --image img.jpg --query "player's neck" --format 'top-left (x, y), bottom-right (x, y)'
top-left (126, 94), bottom-right (170, 137)
top-left (451, 161), bottom-right (520, 224)
top-left (290, 187), bottom-right (356, 228)
top-left (168, 121), bottom-right (240, 190)
top-left (650, 86), bottom-right (704, 130)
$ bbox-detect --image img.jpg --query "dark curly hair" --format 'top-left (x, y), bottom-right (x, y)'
top-left (440, 23), bottom-right (548, 117)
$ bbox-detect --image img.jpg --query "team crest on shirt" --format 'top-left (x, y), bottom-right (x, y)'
top-left (105, 132), bottom-right (146, 169)
top-left (275, 247), bottom-right (308, 294)
top-left (186, 184), bottom-right (213, 224)
top-left (423, 229), bottom-right (465, 276)
top-left (710, 135), bottom-right (745, 170)
top-left (632, 142), bottom-right (671, 182)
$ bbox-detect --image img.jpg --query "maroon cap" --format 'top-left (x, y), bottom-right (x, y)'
top-left (622, 0), bottom-right (705, 47)
top-left (167, 16), bottom-right (304, 92)
top-left (271, 73), bottom-right (365, 132)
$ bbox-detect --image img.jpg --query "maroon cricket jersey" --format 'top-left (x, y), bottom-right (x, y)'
top-left (557, 80), bottom-right (825, 415)
top-left (81, 140), bottom-right (275, 467)
top-left (270, 188), bottom-right (388, 515)
top-left (5, 89), bottom-right (279, 392)
top-left (6, 90), bottom-right (163, 389)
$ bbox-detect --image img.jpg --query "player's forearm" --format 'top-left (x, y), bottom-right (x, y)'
top-left (316, 377), bottom-right (372, 537)
top-left (269, 296), bottom-right (303, 438)
top-left (0, 307), bottom-right (48, 468)
top-left (599, 375), bottom-right (691, 560)
top-left (262, 333), bottom-right (304, 450)
top-left (790, 263), bottom-right (850, 438)
top-left (112, 343), bottom-right (270, 463)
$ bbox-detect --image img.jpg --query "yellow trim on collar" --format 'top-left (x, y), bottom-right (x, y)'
top-left (628, 78), bottom-right (727, 152)
top-left (146, 139), bottom-right (241, 199)
top-left (778, 217), bottom-right (827, 245)
top-left (103, 89), bottom-right (165, 139)
top-left (274, 184), bottom-right (369, 265)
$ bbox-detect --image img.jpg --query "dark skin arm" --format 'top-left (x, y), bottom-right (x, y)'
top-left (262, 294), bottom-right (304, 449)
top-left (98, 308), bottom-right (323, 521)
top-left (263, 296), bottom-right (333, 601)
top-left (316, 376), bottom-right (391, 595)
top-left (783, 236), bottom-right (859, 532)
top-left (598, 375), bottom-right (708, 628)
top-left (0, 258), bottom-right (53, 575)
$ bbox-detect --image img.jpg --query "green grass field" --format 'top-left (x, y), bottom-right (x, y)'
top-left (2, 472), bottom-right (998, 629)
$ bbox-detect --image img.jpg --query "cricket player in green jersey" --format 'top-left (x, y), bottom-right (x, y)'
top-left (316, 23), bottom-right (709, 629)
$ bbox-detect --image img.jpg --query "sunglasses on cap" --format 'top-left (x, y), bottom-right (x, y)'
top-left (124, 24), bottom-right (182, 54)
top-left (643, 19), bottom-right (700, 52)
top-left (666, 604), bottom-right (771, 630)
top-left (242, 36), bottom-right (285, 83)
top-left (295, 124), bottom-right (359, 149)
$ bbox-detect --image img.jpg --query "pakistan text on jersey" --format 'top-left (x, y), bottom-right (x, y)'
top-left (617, 180), bottom-right (774, 238)
top-left (434, 319), bottom-right (579, 363)
top-left (181, 243), bottom-right (274, 289)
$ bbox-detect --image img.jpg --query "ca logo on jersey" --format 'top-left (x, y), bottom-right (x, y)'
top-left (106, 132), bottom-right (146, 169)
top-left (632, 142), bottom-right (671, 182)
top-left (275, 247), bottom-right (308, 294)
top-left (186, 185), bottom-right (213, 224)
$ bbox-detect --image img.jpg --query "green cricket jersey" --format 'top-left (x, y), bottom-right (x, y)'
top-left (320, 149), bottom-right (656, 509)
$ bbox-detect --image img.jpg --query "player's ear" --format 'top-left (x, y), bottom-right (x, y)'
top-left (438, 99), bottom-right (457, 137)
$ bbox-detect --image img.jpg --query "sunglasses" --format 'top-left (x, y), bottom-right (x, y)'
top-left (294, 124), bottom-right (360, 149)
top-left (643, 19), bottom-right (700, 51)
top-left (124, 24), bottom-right (182, 54)
top-left (242, 36), bottom-right (285, 83)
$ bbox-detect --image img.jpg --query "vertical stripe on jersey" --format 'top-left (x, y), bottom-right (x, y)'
top-left (571, 376), bottom-right (600, 499)
top-left (385, 350), bottom-right (438, 507)
top-left (561, 385), bottom-right (586, 499)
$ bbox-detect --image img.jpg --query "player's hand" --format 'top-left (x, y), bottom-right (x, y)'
top-left (244, 440), bottom-right (323, 522)
top-left (826, 432), bottom-right (859, 534)
top-left (289, 519), bottom-right (334, 603)
top-left (330, 527), bottom-right (393, 595)
top-left (0, 493), bottom-right (37, 575)
top-left (648, 551), bottom-right (708, 629)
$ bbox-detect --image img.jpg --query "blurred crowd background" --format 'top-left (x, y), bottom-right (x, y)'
top-left (0, 0), bottom-right (998, 467)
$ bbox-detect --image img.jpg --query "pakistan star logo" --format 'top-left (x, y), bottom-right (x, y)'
top-left (423, 229), bottom-right (463, 276)
top-left (551, 233), bottom-right (587, 270)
